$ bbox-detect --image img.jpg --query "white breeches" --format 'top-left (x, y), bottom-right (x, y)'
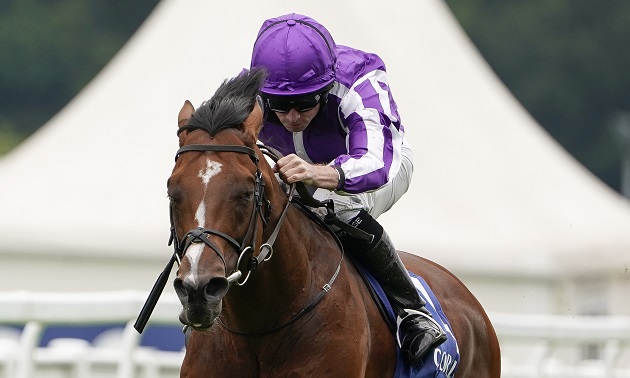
top-left (311, 141), bottom-right (414, 223)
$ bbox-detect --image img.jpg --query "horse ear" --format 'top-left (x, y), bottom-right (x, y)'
top-left (178, 100), bottom-right (195, 146)
top-left (178, 100), bottom-right (195, 128)
top-left (242, 99), bottom-right (264, 146)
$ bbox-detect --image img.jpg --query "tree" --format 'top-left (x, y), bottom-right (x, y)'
top-left (0, 0), bottom-right (159, 154)
top-left (445, 0), bottom-right (630, 191)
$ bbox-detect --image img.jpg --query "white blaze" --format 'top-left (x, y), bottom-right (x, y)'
top-left (194, 201), bottom-right (206, 228)
top-left (184, 243), bottom-right (204, 287)
top-left (199, 159), bottom-right (222, 184)
top-left (185, 158), bottom-right (222, 286)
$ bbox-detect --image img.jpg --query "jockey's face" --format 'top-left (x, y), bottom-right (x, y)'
top-left (274, 104), bottom-right (320, 133)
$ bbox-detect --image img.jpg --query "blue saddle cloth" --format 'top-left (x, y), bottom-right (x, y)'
top-left (356, 264), bottom-right (460, 378)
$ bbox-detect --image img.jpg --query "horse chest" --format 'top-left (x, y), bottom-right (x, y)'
top-left (182, 309), bottom-right (394, 378)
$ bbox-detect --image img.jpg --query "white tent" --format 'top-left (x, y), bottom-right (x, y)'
top-left (1, 0), bottom-right (629, 314)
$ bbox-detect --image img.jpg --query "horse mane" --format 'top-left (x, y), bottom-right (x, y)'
top-left (187, 68), bottom-right (267, 135)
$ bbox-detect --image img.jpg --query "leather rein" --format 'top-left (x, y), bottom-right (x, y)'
top-left (135, 140), bottom-right (344, 336)
top-left (170, 143), bottom-right (294, 287)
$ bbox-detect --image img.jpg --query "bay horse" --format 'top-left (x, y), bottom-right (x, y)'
top-left (167, 70), bottom-right (500, 377)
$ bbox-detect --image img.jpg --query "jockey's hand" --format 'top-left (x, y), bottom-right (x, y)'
top-left (273, 154), bottom-right (339, 190)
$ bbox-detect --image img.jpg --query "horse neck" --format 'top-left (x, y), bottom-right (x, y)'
top-left (222, 194), bottom-right (340, 334)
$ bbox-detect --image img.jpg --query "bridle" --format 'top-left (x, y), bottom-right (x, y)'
top-left (169, 142), bottom-right (344, 337)
top-left (134, 135), bottom-right (348, 336)
top-left (134, 140), bottom-right (295, 334)
top-left (169, 143), bottom-right (295, 286)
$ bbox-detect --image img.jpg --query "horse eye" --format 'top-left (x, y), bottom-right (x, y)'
top-left (168, 192), bottom-right (183, 205)
top-left (239, 192), bottom-right (253, 204)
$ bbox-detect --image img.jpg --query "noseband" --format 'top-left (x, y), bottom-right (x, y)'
top-left (171, 144), bottom-right (295, 286)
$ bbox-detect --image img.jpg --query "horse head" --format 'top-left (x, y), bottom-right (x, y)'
top-left (168, 69), bottom-right (280, 330)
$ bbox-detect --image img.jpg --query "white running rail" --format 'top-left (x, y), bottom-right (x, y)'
top-left (1, 291), bottom-right (630, 378)
top-left (493, 312), bottom-right (630, 377)
top-left (0, 291), bottom-right (183, 378)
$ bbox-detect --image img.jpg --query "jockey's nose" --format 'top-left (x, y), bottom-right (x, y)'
top-left (286, 108), bottom-right (301, 122)
top-left (174, 275), bottom-right (229, 304)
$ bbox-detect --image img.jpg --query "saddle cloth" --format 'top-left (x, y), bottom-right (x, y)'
top-left (355, 264), bottom-right (461, 378)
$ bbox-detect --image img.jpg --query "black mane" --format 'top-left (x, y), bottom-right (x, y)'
top-left (188, 68), bottom-right (266, 135)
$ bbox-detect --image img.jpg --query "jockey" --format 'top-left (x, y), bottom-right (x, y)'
top-left (250, 13), bottom-right (446, 365)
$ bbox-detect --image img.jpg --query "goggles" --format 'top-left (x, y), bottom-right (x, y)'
top-left (264, 92), bottom-right (325, 113)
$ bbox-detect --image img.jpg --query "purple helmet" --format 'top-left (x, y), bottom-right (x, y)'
top-left (251, 14), bottom-right (337, 96)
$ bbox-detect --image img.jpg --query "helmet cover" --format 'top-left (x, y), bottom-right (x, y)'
top-left (251, 14), bottom-right (337, 96)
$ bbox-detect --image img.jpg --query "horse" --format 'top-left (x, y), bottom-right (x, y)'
top-left (167, 69), bottom-right (501, 377)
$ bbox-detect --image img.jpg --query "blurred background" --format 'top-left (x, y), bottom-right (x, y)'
top-left (2, 0), bottom-right (629, 195)
top-left (1, 1), bottom-right (629, 377)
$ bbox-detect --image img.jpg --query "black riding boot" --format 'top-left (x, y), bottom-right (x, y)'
top-left (339, 210), bottom-right (447, 366)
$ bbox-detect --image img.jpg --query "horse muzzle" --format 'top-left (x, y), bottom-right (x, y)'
top-left (174, 275), bottom-right (230, 329)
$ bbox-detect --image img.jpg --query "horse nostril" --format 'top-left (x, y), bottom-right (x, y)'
top-left (204, 277), bottom-right (229, 300)
top-left (174, 277), bottom-right (188, 299)
top-left (174, 276), bottom-right (229, 302)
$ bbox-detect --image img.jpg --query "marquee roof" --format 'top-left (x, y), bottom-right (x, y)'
top-left (1, 0), bottom-right (629, 279)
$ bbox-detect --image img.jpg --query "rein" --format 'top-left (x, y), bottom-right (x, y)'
top-left (217, 145), bottom-right (346, 337)
top-left (134, 142), bottom-right (294, 333)
top-left (170, 144), bottom-right (294, 286)
top-left (134, 141), bottom-right (344, 336)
